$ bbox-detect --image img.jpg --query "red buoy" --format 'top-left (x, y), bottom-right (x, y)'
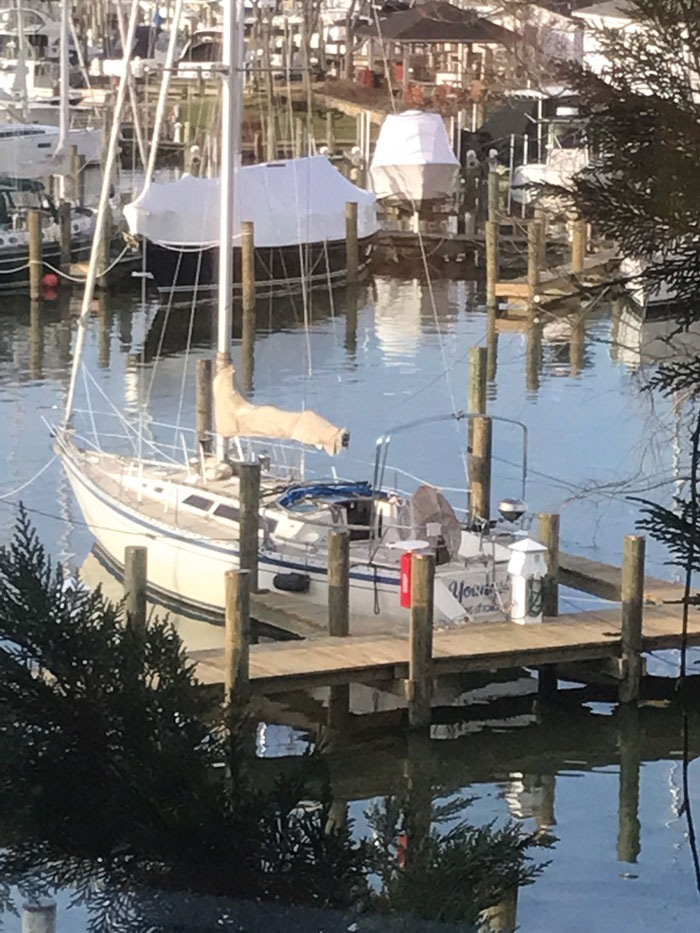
top-left (42, 272), bottom-right (59, 288)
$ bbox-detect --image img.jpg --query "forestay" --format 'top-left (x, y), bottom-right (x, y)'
top-left (124, 155), bottom-right (379, 248)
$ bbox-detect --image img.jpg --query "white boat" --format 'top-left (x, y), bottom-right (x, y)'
top-left (57, 0), bottom-right (518, 630)
top-left (510, 147), bottom-right (588, 206)
top-left (370, 110), bottom-right (459, 204)
top-left (123, 156), bottom-right (379, 295)
top-left (0, 122), bottom-right (101, 176)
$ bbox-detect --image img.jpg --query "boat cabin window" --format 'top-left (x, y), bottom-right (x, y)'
top-left (214, 503), bottom-right (239, 522)
top-left (182, 493), bottom-right (212, 511)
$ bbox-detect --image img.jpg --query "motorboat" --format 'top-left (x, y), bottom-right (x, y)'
top-left (123, 156), bottom-right (379, 296)
top-left (370, 110), bottom-right (459, 205)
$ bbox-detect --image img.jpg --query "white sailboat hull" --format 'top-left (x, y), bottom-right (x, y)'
top-left (61, 443), bottom-right (509, 628)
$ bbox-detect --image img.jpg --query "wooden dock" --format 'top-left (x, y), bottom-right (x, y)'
top-left (191, 591), bottom-right (693, 696)
top-left (495, 248), bottom-right (620, 304)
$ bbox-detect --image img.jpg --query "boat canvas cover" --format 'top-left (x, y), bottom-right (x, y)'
top-left (214, 365), bottom-right (349, 456)
top-left (370, 110), bottom-right (459, 201)
top-left (124, 156), bottom-right (379, 248)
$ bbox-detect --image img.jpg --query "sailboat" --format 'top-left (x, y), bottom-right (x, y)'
top-left (57, 0), bottom-right (515, 628)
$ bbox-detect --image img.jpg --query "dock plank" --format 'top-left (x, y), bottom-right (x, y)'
top-left (189, 600), bottom-right (698, 695)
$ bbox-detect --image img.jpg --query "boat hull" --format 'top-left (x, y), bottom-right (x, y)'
top-left (145, 235), bottom-right (374, 296)
top-left (0, 234), bottom-right (92, 289)
top-left (60, 443), bottom-right (509, 627)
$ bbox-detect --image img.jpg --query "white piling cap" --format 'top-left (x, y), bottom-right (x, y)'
top-left (507, 537), bottom-right (548, 578)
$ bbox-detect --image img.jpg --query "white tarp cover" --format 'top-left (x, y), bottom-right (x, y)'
top-left (369, 110), bottom-right (459, 201)
top-left (510, 147), bottom-right (588, 204)
top-left (214, 364), bottom-right (349, 456)
top-left (124, 155), bottom-right (378, 248)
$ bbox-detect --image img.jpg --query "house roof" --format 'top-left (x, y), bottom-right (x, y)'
top-left (356, 2), bottom-right (517, 45)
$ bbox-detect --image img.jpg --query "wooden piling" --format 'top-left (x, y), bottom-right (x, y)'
top-left (469, 416), bottom-right (492, 523)
top-left (96, 205), bottom-right (111, 289)
top-left (619, 534), bottom-right (645, 704)
top-left (487, 168), bottom-right (499, 223)
top-left (485, 219), bottom-right (499, 312)
top-left (345, 201), bottom-right (359, 284)
top-left (537, 513), bottom-right (560, 698)
top-left (527, 220), bottom-right (542, 308)
top-left (538, 513), bottom-right (560, 616)
top-left (124, 545), bottom-right (147, 629)
top-left (28, 209), bottom-right (42, 301)
top-left (571, 219), bottom-right (587, 274)
top-left (29, 300), bottom-right (43, 380)
top-left (241, 220), bottom-right (255, 314)
top-left (224, 569), bottom-right (250, 702)
top-left (328, 529), bottom-right (350, 637)
top-left (407, 553), bottom-right (435, 729)
top-left (526, 316), bottom-right (542, 394)
top-left (196, 358), bottom-right (213, 452)
top-left (70, 144), bottom-right (81, 203)
top-left (534, 206), bottom-right (547, 267)
top-left (238, 461), bottom-right (260, 593)
top-left (59, 200), bottom-right (72, 273)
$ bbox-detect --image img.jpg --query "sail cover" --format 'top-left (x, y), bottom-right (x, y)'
top-left (370, 110), bottom-right (459, 202)
top-left (213, 365), bottom-right (349, 456)
top-left (124, 156), bottom-right (378, 248)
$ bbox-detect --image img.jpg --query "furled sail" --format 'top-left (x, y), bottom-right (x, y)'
top-left (213, 365), bottom-right (349, 456)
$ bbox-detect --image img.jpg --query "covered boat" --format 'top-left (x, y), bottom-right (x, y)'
top-left (369, 110), bottom-right (459, 204)
top-left (123, 155), bottom-right (379, 296)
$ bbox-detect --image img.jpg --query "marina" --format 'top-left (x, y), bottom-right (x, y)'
top-left (1, 0), bottom-right (700, 931)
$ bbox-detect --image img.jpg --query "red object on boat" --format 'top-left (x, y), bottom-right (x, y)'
top-left (400, 552), bottom-right (412, 608)
top-left (42, 273), bottom-right (59, 288)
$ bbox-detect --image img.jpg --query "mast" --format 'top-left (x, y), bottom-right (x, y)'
top-left (63, 0), bottom-right (141, 427)
top-left (143, 0), bottom-right (184, 188)
top-left (13, 0), bottom-right (28, 121)
top-left (216, 0), bottom-right (245, 369)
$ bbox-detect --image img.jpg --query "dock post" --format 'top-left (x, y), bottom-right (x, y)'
top-left (22, 903), bottom-right (57, 933)
top-left (241, 221), bottom-right (256, 314)
top-left (534, 205), bottom-right (547, 267)
top-left (617, 705), bottom-right (641, 863)
top-left (96, 205), bottom-right (111, 289)
top-left (196, 358), bottom-right (213, 452)
top-left (487, 167), bottom-right (499, 222)
top-left (27, 209), bottom-right (43, 301)
top-left (571, 219), bottom-right (587, 274)
top-left (407, 553), bottom-right (435, 729)
top-left (328, 529), bottom-right (350, 637)
top-left (70, 144), bottom-right (80, 204)
top-left (328, 529), bottom-right (351, 728)
top-left (485, 219), bottom-right (499, 312)
top-left (469, 416), bottom-right (492, 523)
top-left (224, 569), bottom-right (250, 703)
top-left (538, 513), bottom-right (560, 698)
top-left (538, 513), bottom-right (559, 616)
top-left (345, 201), bottom-right (359, 284)
top-left (124, 545), bottom-right (147, 629)
top-left (527, 220), bottom-right (542, 309)
top-left (238, 461), bottom-right (260, 593)
top-left (28, 209), bottom-right (42, 301)
top-left (526, 314), bottom-right (543, 395)
top-left (619, 534), bottom-right (645, 704)
top-left (59, 200), bottom-right (72, 273)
